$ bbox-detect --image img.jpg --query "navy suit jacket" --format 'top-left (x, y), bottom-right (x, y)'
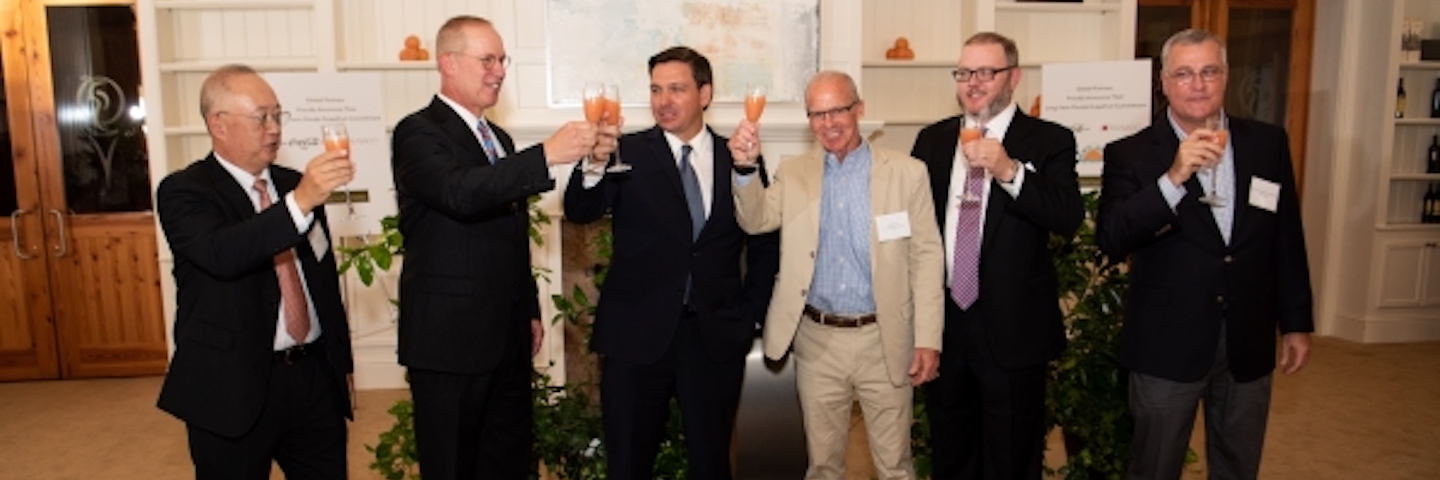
top-left (912, 110), bottom-right (1083, 369)
top-left (563, 126), bottom-right (779, 364)
top-left (1098, 114), bottom-right (1314, 383)
top-left (156, 156), bottom-right (354, 437)
top-left (391, 96), bottom-right (554, 374)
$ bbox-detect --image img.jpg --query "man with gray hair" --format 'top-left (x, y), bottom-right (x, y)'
top-left (1098, 28), bottom-right (1313, 480)
top-left (729, 71), bottom-right (944, 479)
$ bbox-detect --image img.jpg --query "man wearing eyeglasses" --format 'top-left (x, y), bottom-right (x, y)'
top-left (729, 71), bottom-right (943, 479)
top-left (1097, 28), bottom-right (1313, 480)
top-left (908, 31), bottom-right (1084, 480)
top-left (156, 64), bottom-right (356, 480)
top-left (389, 15), bottom-right (602, 480)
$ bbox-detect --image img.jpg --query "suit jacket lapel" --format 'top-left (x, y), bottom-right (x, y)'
top-left (202, 156), bottom-right (258, 220)
top-left (870, 147), bottom-right (891, 269)
top-left (703, 127), bottom-right (734, 241)
top-left (427, 96), bottom-right (489, 166)
top-left (1228, 120), bottom-right (1256, 248)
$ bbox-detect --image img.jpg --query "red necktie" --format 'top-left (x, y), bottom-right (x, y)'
top-left (254, 178), bottom-right (311, 343)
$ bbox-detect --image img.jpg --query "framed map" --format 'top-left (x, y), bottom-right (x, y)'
top-left (546, 0), bottom-right (818, 106)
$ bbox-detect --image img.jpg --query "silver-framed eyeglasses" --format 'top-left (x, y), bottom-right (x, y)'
top-left (805, 101), bottom-right (859, 121)
top-left (216, 110), bottom-right (291, 127)
top-left (1167, 66), bottom-right (1225, 85)
top-left (952, 66), bottom-right (1016, 82)
top-left (451, 52), bottom-right (512, 71)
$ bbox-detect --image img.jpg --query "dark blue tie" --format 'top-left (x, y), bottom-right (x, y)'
top-left (679, 145), bottom-right (705, 305)
top-left (679, 145), bottom-right (705, 239)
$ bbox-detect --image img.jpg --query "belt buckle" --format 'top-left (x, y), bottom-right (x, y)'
top-left (279, 345), bottom-right (303, 364)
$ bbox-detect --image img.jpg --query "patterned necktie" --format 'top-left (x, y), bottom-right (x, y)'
top-left (477, 119), bottom-right (502, 164)
top-left (254, 178), bottom-right (311, 343)
top-left (679, 145), bottom-right (705, 239)
top-left (951, 166), bottom-right (984, 309)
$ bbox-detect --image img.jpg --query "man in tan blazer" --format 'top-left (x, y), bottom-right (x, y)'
top-left (728, 71), bottom-right (944, 480)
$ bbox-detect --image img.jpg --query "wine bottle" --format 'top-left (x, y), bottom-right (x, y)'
top-left (1398, 78), bottom-right (1408, 118)
top-left (1429, 135), bottom-right (1440, 174)
top-left (1431, 79), bottom-right (1440, 118)
top-left (1427, 184), bottom-right (1438, 223)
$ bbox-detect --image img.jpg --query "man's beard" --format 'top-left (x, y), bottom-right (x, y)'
top-left (958, 86), bottom-right (1014, 119)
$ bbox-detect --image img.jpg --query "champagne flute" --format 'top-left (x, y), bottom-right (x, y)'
top-left (321, 124), bottom-right (357, 219)
top-left (581, 82), bottom-right (605, 167)
top-left (958, 115), bottom-right (986, 203)
top-left (744, 84), bottom-right (767, 123)
top-left (603, 83), bottom-right (631, 173)
top-left (1198, 114), bottom-right (1227, 207)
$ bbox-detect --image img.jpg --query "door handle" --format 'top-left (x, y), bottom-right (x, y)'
top-left (50, 209), bottom-right (68, 258)
top-left (10, 208), bottom-right (35, 260)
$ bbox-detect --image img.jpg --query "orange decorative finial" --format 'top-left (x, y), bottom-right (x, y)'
top-left (885, 37), bottom-right (915, 60)
top-left (399, 35), bottom-right (430, 61)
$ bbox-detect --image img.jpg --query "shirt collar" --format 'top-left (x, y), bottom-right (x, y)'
top-left (438, 92), bottom-right (490, 132)
top-left (663, 126), bottom-right (713, 162)
top-left (966, 102), bottom-right (1018, 140)
top-left (213, 152), bottom-right (272, 193)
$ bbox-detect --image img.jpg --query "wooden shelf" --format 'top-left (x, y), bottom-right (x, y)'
top-left (1377, 223), bottom-right (1440, 232)
top-left (862, 60), bottom-right (955, 68)
top-left (1401, 60), bottom-right (1440, 70)
top-left (1392, 173), bottom-right (1440, 181)
top-left (1396, 118), bottom-right (1440, 126)
top-left (159, 59), bottom-right (319, 72)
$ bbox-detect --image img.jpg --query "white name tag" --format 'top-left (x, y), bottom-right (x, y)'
top-left (876, 211), bottom-right (912, 242)
top-left (308, 222), bottom-right (331, 261)
top-left (1249, 176), bottom-right (1280, 213)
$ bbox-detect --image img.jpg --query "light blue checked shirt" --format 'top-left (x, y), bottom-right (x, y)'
top-left (1157, 110), bottom-right (1234, 244)
top-left (806, 141), bottom-right (877, 315)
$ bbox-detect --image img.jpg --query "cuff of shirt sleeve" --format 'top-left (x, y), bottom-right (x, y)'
top-left (1157, 175), bottom-right (1187, 211)
top-left (283, 192), bottom-right (316, 234)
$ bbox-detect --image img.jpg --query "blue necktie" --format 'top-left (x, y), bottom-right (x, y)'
top-left (679, 145), bottom-right (705, 305)
top-left (679, 145), bottom-right (705, 239)
top-left (477, 120), bottom-right (502, 164)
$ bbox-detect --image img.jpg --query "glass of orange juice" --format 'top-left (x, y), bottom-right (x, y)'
top-left (602, 84), bottom-right (630, 173)
top-left (959, 116), bottom-right (987, 203)
top-left (1199, 114), bottom-right (1227, 207)
top-left (321, 124), bottom-right (356, 218)
top-left (744, 84), bottom-right (766, 123)
top-left (582, 82), bottom-right (605, 125)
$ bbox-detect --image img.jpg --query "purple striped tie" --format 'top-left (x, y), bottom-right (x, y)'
top-left (951, 167), bottom-right (984, 309)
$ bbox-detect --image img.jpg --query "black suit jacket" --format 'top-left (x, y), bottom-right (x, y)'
top-left (563, 126), bottom-right (779, 364)
top-left (1097, 115), bottom-right (1314, 383)
top-left (912, 110), bottom-right (1083, 369)
top-left (391, 96), bottom-right (554, 374)
top-left (156, 156), bottom-right (354, 438)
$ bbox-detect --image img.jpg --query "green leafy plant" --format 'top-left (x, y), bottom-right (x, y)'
top-left (367, 396), bottom-right (419, 480)
top-left (1044, 191), bottom-right (1131, 480)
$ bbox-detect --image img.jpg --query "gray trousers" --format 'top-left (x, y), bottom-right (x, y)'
top-left (1126, 336), bottom-right (1273, 480)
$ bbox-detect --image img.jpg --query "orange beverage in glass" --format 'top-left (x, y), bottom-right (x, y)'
top-left (744, 84), bottom-right (766, 122)
top-left (583, 97), bottom-right (605, 124)
top-left (321, 124), bottom-right (349, 152)
top-left (960, 127), bottom-right (984, 144)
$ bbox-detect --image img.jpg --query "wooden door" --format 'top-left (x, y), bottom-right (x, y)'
top-left (1136, 0), bottom-right (1315, 185)
top-left (0, 0), bottom-right (61, 381)
top-left (0, 0), bottom-right (167, 380)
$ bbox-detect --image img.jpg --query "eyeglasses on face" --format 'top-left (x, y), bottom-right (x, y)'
top-left (216, 110), bottom-right (290, 127)
top-left (952, 66), bottom-right (1016, 82)
top-left (805, 101), bottom-right (859, 121)
top-left (450, 52), bottom-right (512, 71)
top-left (1167, 66), bottom-right (1225, 85)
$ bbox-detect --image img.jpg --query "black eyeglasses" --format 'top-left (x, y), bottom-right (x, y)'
top-left (216, 110), bottom-right (290, 127)
top-left (450, 52), bottom-right (512, 71)
top-left (952, 66), bottom-right (1016, 82)
top-left (805, 101), bottom-right (859, 121)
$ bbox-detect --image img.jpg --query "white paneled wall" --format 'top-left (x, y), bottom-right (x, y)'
top-left (143, 0), bottom-right (860, 389)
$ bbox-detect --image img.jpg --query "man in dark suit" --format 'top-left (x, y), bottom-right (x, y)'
top-left (910, 32), bottom-right (1083, 480)
top-left (1097, 29), bottom-right (1313, 480)
top-left (390, 15), bottom-right (599, 480)
top-left (563, 46), bottom-right (779, 480)
top-left (156, 64), bottom-right (356, 480)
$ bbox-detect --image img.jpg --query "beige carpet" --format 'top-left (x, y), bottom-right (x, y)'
top-left (0, 336), bottom-right (1436, 479)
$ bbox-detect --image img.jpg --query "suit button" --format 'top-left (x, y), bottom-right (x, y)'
top-left (1223, 255), bottom-right (1234, 264)
top-left (810, 251), bottom-right (816, 258)
top-left (801, 289), bottom-right (808, 297)
top-left (1216, 295), bottom-right (1225, 304)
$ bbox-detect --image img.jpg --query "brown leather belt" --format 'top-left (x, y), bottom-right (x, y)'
top-left (803, 304), bottom-right (877, 328)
